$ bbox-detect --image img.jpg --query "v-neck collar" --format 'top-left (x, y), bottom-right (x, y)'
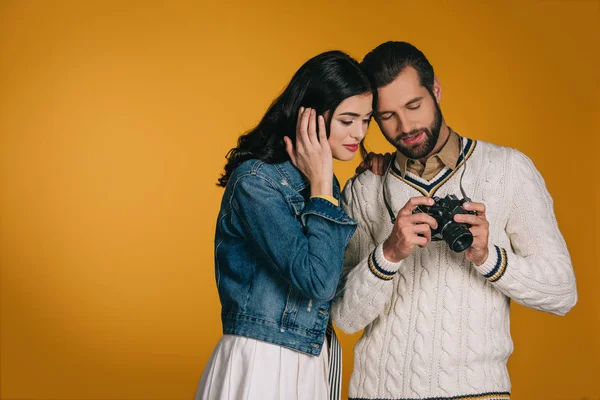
top-left (388, 137), bottom-right (477, 197)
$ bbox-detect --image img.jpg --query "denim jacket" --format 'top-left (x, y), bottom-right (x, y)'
top-left (215, 159), bottom-right (357, 356)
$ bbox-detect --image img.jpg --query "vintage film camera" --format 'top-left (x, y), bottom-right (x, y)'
top-left (413, 194), bottom-right (475, 253)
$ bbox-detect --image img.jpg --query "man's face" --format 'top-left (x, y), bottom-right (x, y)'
top-left (375, 66), bottom-right (443, 160)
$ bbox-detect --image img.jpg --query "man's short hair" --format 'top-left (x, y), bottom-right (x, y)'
top-left (361, 41), bottom-right (435, 96)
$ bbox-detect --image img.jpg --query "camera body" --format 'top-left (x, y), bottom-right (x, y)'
top-left (413, 194), bottom-right (476, 253)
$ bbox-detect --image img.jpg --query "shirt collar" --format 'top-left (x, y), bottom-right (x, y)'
top-left (394, 129), bottom-right (460, 178)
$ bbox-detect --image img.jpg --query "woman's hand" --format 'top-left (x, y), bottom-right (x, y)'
top-left (284, 107), bottom-right (333, 197)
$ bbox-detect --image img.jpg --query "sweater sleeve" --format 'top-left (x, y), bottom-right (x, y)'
top-left (473, 150), bottom-right (577, 316)
top-left (331, 174), bottom-right (403, 334)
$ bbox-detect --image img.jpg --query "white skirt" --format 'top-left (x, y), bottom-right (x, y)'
top-left (195, 335), bottom-right (330, 400)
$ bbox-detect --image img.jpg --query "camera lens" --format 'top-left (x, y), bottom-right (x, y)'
top-left (441, 222), bottom-right (473, 253)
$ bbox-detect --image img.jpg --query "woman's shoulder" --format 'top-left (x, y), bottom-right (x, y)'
top-left (227, 159), bottom-right (284, 191)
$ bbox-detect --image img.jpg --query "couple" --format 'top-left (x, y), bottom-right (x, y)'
top-left (196, 42), bottom-right (577, 400)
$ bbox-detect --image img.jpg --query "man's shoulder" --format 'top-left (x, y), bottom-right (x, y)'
top-left (470, 139), bottom-right (543, 183)
top-left (472, 139), bottom-right (524, 163)
top-left (474, 138), bottom-right (510, 153)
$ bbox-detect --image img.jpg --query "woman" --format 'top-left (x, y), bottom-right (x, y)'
top-left (196, 50), bottom-right (374, 400)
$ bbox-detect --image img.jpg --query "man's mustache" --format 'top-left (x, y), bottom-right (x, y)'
top-left (397, 128), bottom-right (429, 142)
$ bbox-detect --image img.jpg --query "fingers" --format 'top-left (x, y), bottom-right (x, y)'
top-left (463, 201), bottom-right (486, 216)
top-left (469, 226), bottom-right (488, 243)
top-left (454, 204), bottom-right (488, 228)
top-left (317, 115), bottom-right (327, 144)
top-left (456, 201), bottom-right (489, 264)
top-left (454, 214), bottom-right (479, 226)
top-left (409, 213), bottom-right (438, 230)
top-left (359, 153), bottom-right (374, 175)
top-left (463, 211), bottom-right (490, 265)
top-left (399, 196), bottom-right (435, 216)
top-left (355, 160), bottom-right (368, 174)
top-left (297, 107), bottom-right (311, 151)
top-left (378, 153), bottom-right (392, 175)
top-left (307, 109), bottom-right (318, 146)
top-left (283, 136), bottom-right (297, 166)
top-left (362, 152), bottom-right (392, 176)
top-left (393, 222), bottom-right (431, 251)
top-left (465, 218), bottom-right (489, 240)
top-left (415, 236), bottom-right (430, 248)
top-left (371, 152), bottom-right (382, 175)
top-left (386, 198), bottom-right (436, 259)
top-left (366, 152), bottom-right (382, 174)
top-left (296, 106), bottom-right (304, 134)
top-left (290, 107), bottom-right (332, 186)
top-left (412, 223), bottom-right (432, 243)
top-left (377, 153), bottom-right (392, 175)
top-left (297, 107), bottom-right (325, 150)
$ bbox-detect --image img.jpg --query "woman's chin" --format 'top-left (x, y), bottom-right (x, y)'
top-left (333, 151), bottom-right (357, 162)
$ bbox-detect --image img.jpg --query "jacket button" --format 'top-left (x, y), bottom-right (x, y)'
top-left (311, 343), bottom-right (319, 348)
top-left (318, 309), bottom-right (327, 315)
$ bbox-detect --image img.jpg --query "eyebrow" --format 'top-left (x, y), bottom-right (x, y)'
top-left (405, 96), bottom-right (423, 106)
top-left (377, 96), bottom-right (423, 114)
top-left (338, 111), bottom-right (373, 117)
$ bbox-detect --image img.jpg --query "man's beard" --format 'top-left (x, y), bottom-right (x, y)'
top-left (390, 101), bottom-right (443, 160)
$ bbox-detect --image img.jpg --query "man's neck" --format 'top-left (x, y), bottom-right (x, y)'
top-left (417, 122), bottom-right (450, 165)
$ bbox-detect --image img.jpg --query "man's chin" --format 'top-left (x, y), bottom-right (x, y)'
top-left (396, 145), bottom-right (428, 160)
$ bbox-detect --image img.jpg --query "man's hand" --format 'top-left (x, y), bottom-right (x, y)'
top-left (383, 196), bottom-right (437, 262)
top-left (355, 152), bottom-right (392, 176)
top-left (454, 201), bottom-right (489, 266)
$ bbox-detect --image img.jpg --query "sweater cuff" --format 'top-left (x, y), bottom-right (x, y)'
top-left (475, 244), bottom-right (508, 282)
top-left (367, 244), bottom-right (403, 281)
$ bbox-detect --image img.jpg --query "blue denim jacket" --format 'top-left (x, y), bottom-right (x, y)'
top-left (215, 159), bottom-right (357, 356)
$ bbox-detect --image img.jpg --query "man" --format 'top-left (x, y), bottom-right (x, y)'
top-left (331, 41), bottom-right (577, 400)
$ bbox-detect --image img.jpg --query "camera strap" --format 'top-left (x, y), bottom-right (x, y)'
top-left (381, 134), bottom-right (470, 225)
top-left (382, 153), bottom-right (398, 224)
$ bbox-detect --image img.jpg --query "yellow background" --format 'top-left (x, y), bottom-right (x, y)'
top-left (0, 1), bottom-right (598, 399)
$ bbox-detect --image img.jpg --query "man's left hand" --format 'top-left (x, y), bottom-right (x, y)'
top-left (454, 201), bottom-right (489, 266)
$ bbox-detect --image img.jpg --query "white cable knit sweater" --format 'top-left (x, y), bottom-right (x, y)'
top-left (331, 138), bottom-right (577, 400)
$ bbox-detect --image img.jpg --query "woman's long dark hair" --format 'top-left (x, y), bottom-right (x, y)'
top-left (217, 50), bottom-right (373, 187)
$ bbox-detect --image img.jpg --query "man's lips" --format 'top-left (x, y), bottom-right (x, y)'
top-left (400, 131), bottom-right (425, 145)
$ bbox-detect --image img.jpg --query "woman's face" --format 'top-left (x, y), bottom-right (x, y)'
top-left (327, 93), bottom-right (373, 161)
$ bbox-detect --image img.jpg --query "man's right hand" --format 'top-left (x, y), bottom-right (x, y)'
top-left (383, 196), bottom-right (438, 262)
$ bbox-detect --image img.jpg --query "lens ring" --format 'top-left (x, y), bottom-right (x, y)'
top-left (441, 222), bottom-right (473, 253)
